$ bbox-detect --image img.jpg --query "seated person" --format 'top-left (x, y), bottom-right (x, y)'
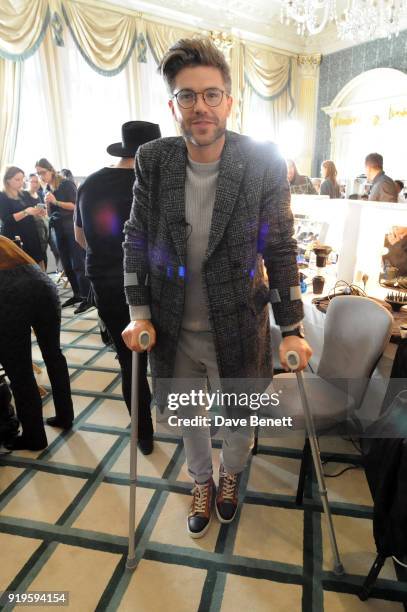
top-left (395, 180), bottom-right (405, 203)
top-left (320, 160), bottom-right (341, 199)
top-left (0, 236), bottom-right (74, 451)
top-left (365, 153), bottom-right (397, 203)
top-left (384, 226), bottom-right (407, 276)
top-left (287, 159), bottom-right (317, 195)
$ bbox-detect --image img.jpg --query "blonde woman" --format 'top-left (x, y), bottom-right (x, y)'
top-left (320, 160), bottom-right (341, 199)
top-left (35, 158), bottom-right (90, 312)
top-left (0, 166), bottom-right (45, 265)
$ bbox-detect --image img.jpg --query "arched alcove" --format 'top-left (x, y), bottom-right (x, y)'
top-left (322, 68), bottom-right (407, 182)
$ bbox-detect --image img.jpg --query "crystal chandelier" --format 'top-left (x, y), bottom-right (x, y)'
top-left (281, 0), bottom-right (337, 35)
top-left (280, 0), bottom-right (407, 41)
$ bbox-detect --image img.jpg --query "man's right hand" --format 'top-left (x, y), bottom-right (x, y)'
top-left (122, 320), bottom-right (156, 353)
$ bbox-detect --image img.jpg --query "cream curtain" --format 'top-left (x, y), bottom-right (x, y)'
top-left (37, 28), bottom-right (69, 167)
top-left (229, 42), bottom-right (245, 132)
top-left (0, 0), bottom-right (307, 171)
top-left (146, 21), bottom-right (195, 67)
top-left (0, 0), bottom-right (49, 60)
top-left (241, 43), bottom-right (295, 141)
top-left (125, 39), bottom-right (178, 137)
top-left (244, 43), bottom-right (293, 101)
top-left (0, 58), bottom-right (21, 172)
top-left (62, 1), bottom-right (139, 74)
top-left (241, 85), bottom-right (294, 141)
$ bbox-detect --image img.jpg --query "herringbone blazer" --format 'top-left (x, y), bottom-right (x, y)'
top-left (123, 131), bottom-right (303, 379)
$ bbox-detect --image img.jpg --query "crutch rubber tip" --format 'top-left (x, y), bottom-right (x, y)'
top-left (126, 556), bottom-right (137, 570)
top-left (286, 350), bottom-right (300, 371)
top-left (333, 562), bottom-right (345, 576)
top-left (139, 331), bottom-right (151, 350)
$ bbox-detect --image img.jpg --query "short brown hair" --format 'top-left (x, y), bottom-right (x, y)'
top-left (365, 153), bottom-right (383, 169)
top-left (159, 38), bottom-right (231, 94)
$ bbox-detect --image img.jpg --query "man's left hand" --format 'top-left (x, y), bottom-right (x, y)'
top-left (279, 336), bottom-right (312, 372)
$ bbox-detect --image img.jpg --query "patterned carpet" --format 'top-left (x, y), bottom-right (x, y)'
top-left (0, 282), bottom-right (406, 611)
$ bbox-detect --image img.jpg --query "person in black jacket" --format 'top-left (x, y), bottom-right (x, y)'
top-left (0, 236), bottom-right (74, 450)
top-left (74, 121), bottom-right (161, 455)
top-left (0, 166), bottom-right (46, 267)
top-left (35, 158), bottom-right (91, 314)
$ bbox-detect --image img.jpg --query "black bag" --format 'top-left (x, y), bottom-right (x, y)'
top-left (0, 371), bottom-right (19, 446)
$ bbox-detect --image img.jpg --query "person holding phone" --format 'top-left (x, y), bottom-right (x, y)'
top-left (0, 166), bottom-right (46, 268)
top-left (35, 158), bottom-right (91, 313)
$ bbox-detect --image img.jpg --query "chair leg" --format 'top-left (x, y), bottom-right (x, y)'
top-left (359, 554), bottom-right (386, 601)
top-left (252, 426), bottom-right (259, 455)
top-left (296, 438), bottom-right (311, 505)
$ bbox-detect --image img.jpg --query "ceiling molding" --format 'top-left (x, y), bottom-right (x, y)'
top-left (94, 0), bottom-right (407, 56)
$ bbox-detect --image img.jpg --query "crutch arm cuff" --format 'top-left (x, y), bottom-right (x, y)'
top-left (129, 305), bottom-right (151, 321)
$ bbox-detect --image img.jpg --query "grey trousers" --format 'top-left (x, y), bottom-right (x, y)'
top-left (173, 329), bottom-right (254, 484)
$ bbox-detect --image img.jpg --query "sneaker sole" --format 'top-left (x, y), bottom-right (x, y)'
top-left (215, 503), bottom-right (237, 524)
top-left (187, 514), bottom-right (212, 539)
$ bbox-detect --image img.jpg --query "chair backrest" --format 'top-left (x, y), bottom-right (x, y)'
top-left (317, 295), bottom-right (393, 408)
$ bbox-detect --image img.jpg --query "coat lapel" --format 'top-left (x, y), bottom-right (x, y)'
top-left (205, 132), bottom-right (247, 261)
top-left (161, 139), bottom-right (188, 264)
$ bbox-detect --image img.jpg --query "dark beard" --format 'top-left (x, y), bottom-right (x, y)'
top-left (181, 123), bottom-right (226, 147)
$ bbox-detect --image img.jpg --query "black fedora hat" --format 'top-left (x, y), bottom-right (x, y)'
top-left (107, 121), bottom-right (161, 157)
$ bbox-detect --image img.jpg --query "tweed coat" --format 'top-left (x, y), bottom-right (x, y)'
top-left (123, 131), bottom-right (303, 380)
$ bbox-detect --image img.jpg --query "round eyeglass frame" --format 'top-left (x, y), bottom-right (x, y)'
top-left (172, 88), bottom-right (227, 109)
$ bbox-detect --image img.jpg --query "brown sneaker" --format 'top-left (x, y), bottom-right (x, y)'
top-left (187, 477), bottom-right (215, 538)
top-left (216, 464), bottom-right (241, 524)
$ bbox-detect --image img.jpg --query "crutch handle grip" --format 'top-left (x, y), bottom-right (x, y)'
top-left (286, 350), bottom-right (300, 371)
top-left (138, 331), bottom-right (151, 350)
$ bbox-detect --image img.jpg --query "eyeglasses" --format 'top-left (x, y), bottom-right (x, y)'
top-left (172, 88), bottom-right (227, 109)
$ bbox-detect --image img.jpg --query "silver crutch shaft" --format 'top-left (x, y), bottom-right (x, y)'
top-left (286, 351), bottom-right (345, 576)
top-left (126, 331), bottom-right (150, 570)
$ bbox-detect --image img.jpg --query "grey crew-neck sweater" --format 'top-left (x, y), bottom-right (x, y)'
top-left (182, 157), bottom-right (220, 331)
top-left (129, 157), bottom-right (220, 327)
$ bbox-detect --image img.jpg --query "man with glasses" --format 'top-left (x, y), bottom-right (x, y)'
top-left (122, 38), bottom-right (311, 538)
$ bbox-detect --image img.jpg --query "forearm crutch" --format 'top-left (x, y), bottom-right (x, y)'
top-left (126, 331), bottom-right (150, 570)
top-left (286, 350), bottom-right (345, 576)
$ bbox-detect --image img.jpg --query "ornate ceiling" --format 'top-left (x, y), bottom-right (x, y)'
top-left (105, 0), bottom-right (407, 55)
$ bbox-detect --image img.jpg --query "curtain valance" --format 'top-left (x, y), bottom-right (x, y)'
top-left (244, 43), bottom-right (293, 101)
top-left (0, 0), bottom-right (49, 60)
top-left (146, 21), bottom-right (195, 66)
top-left (62, 2), bottom-right (139, 75)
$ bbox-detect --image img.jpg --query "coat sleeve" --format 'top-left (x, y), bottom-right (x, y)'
top-left (123, 147), bottom-right (151, 315)
top-left (258, 148), bottom-right (304, 328)
top-left (0, 193), bottom-right (15, 224)
top-left (379, 179), bottom-right (398, 203)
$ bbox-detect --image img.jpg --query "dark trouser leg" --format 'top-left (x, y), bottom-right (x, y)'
top-left (49, 226), bottom-right (61, 270)
top-left (32, 282), bottom-right (74, 424)
top-left (91, 280), bottom-right (153, 439)
top-left (0, 330), bottom-right (47, 448)
top-left (70, 238), bottom-right (90, 299)
top-left (55, 222), bottom-right (80, 297)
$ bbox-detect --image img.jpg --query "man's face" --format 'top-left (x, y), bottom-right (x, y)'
top-left (169, 66), bottom-right (232, 148)
top-left (365, 164), bottom-right (378, 182)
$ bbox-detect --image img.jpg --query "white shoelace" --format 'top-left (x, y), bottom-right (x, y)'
top-left (220, 469), bottom-right (237, 500)
top-left (191, 482), bottom-right (209, 514)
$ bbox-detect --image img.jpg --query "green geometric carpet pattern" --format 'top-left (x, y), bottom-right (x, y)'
top-left (0, 282), bottom-right (406, 611)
